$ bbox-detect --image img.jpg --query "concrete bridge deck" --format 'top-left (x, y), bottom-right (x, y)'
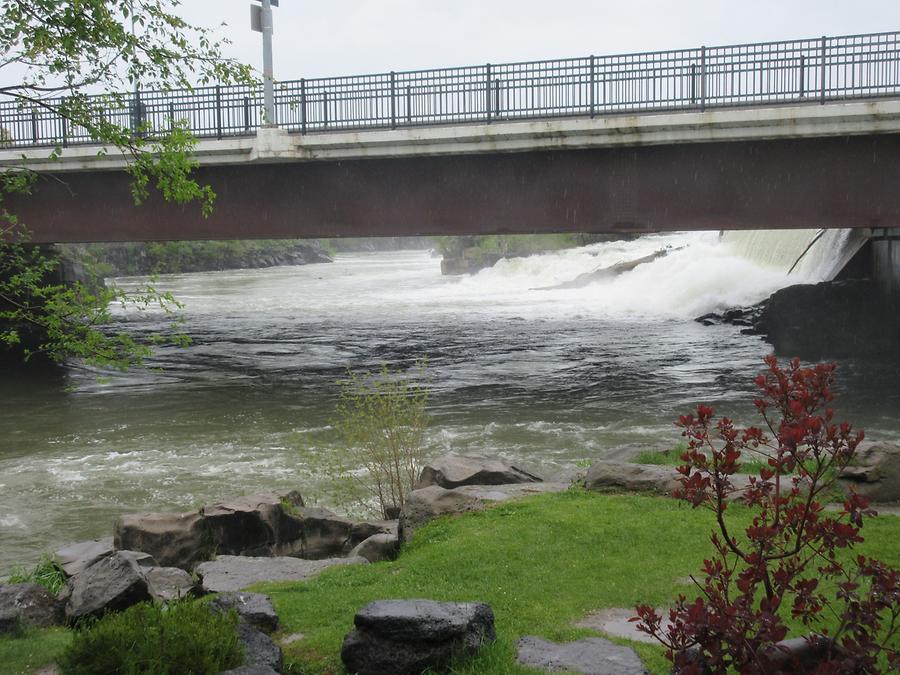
top-left (3, 100), bottom-right (899, 243)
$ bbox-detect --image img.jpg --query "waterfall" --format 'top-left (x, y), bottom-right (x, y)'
top-left (721, 228), bottom-right (868, 282)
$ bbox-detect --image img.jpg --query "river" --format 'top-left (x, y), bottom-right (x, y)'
top-left (2, 232), bottom-right (899, 574)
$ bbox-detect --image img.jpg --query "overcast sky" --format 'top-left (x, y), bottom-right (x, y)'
top-left (175, 0), bottom-right (900, 81)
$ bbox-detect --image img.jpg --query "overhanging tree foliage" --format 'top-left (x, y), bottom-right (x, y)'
top-left (0, 0), bottom-right (254, 368)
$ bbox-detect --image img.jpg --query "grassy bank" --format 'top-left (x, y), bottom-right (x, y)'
top-left (3, 490), bottom-right (897, 674)
top-left (258, 490), bottom-right (899, 674)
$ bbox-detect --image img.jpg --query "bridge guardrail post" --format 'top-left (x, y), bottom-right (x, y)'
top-left (690, 63), bottom-right (697, 105)
top-left (243, 97), bottom-right (250, 133)
top-left (485, 63), bottom-right (492, 123)
top-left (300, 79), bottom-right (307, 135)
top-left (390, 71), bottom-right (397, 129)
top-left (30, 109), bottom-right (37, 145)
top-left (589, 54), bottom-right (596, 118)
top-left (799, 54), bottom-right (806, 98)
top-left (820, 35), bottom-right (827, 103)
top-left (700, 46), bottom-right (707, 111)
top-left (168, 102), bottom-right (175, 132)
top-left (405, 86), bottom-right (411, 124)
top-left (61, 98), bottom-right (68, 148)
top-left (215, 85), bottom-right (223, 139)
top-left (323, 91), bottom-right (329, 129)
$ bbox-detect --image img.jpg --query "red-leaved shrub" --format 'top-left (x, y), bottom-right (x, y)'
top-left (634, 356), bottom-right (899, 674)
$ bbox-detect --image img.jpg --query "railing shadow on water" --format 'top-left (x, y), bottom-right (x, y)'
top-left (1, 31), bottom-right (898, 148)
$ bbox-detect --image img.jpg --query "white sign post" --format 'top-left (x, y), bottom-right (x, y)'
top-left (251, 0), bottom-right (278, 125)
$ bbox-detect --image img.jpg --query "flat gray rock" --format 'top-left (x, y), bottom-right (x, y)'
top-left (575, 607), bottom-right (668, 645)
top-left (210, 592), bottom-right (279, 633)
top-left (54, 538), bottom-right (114, 578)
top-left (143, 566), bottom-right (197, 603)
top-left (516, 636), bottom-right (647, 674)
top-left (416, 453), bottom-right (543, 489)
top-left (196, 555), bottom-right (367, 593)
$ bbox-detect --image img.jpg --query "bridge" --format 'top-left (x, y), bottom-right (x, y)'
top-left (1, 31), bottom-right (900, 244)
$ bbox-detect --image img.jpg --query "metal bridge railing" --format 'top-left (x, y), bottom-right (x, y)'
top-left (1, 31), bottom-right (898, 148)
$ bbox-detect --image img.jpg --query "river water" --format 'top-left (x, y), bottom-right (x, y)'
top-left (2, 232), bottom-right (899, 573)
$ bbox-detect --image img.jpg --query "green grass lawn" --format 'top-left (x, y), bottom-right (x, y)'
top-left (2, 490), bottom-right (897, 674)
top-left (255, 490), bottom-right (899, 674)
top-left (0, 628), bottom-right (71, 675)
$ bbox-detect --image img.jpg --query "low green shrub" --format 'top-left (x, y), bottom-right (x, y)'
top-left (56, 600), bottom-right (243, 675)
top-left (8, 554), bottom-right (67, 595)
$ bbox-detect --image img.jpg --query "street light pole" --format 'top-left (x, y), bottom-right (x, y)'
top-left (261, 0), bottom-right (276, 125)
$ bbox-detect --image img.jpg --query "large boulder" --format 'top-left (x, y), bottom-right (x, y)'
top-left (65, 551), bottom-right (153, 621)
top-left (399, 482), bottom-right (569, 542)
top-left (195, 555), bottom-right (367, 593)
top-left (350, 533), bottom-right (398, 563)
top-left (516, 636), bottom-right (646, 674)
top-left (415, 453), bottom-right (543, 489)
top-left (341, 599), bottom-right (495, 675)
top-left (142, 566), bottom-right (198, 603)
top-left (346, 520), bottom-right (398, 551)
top-left (202, 490), bottom-right (305, 557)
top-left (398, 486), bottom-right (486, 542)
top-left (585, 461), bottom-right (682, 495)
top-left (0, 583), bottom-right (64, 633)
top-left (760, 279), bottom-right (900, 360)
top-left (839, 441), bottom-right (900, 503)
top-left (290, 507), bottom-right (355, 559)
top-left (54, 538), bottom-right (114, 578)
top-left (114, 510), bottom-right (212, 570)
top-left (236, 620), bottom-right (283, 673)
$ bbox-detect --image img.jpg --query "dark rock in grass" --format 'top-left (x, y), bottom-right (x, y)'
top-left (399, 483), bottom-right (569, 542)
top-left (838, 440), bottom-right (900, 503)
top-left (516, 636), bottom-right (647, 674)
top-left (415, 453), bottom-right (543, 490)
top-left (195, 555), bottom-right (367, 593)
top-left (341, 599), bottom-right (495, 675)
top-left (65, 551), bottom-right (152, 621)
top-left (210, 592), bottom-right (279, 633)
top-left (114, 510), bottom-right (212, 570)
top-left (0, 583), bottom-right (65, 633)
top-left (350, 533), bottom-right (398, 563)
top-left (54, 538), bottom-right (114, 578)
top-left (219, 667), bottom-right (279, 675)
top-left (142, 566), bottom-right (198, 603)
top-left (203, 490), bottom-right (304, 557)
top-left (347, 520), bottom-right (398, 551)
top-left (236, 620), bottom-right (283, 673)
top-left (585, 460), bottom-right (682, 495)
top-left (291, 507), bottom-right (355, 559)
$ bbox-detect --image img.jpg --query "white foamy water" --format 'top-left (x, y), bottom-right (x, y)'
top-left (2, 232), bottom-right (897, 574)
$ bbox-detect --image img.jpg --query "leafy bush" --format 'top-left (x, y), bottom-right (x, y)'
top-left (305, 361), bottom-right (429, 519)
top-left (8, 554), bottom-right (67, 595)
top-left (635, 356), bottom-right (899, 673)
top-left (57, 600), bottom-right (242, 675)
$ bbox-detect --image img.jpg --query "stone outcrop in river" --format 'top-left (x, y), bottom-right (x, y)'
top-left (696, 278), bottom-right (900, 359)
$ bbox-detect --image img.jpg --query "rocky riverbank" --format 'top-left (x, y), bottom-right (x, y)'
top-left (63, 240), bottom-right (333, 276)
top-left (697, 278), bottom-right (900, 359)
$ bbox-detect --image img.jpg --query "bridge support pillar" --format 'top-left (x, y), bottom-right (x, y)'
top-left (871, 228), bottom-right (900, 297)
